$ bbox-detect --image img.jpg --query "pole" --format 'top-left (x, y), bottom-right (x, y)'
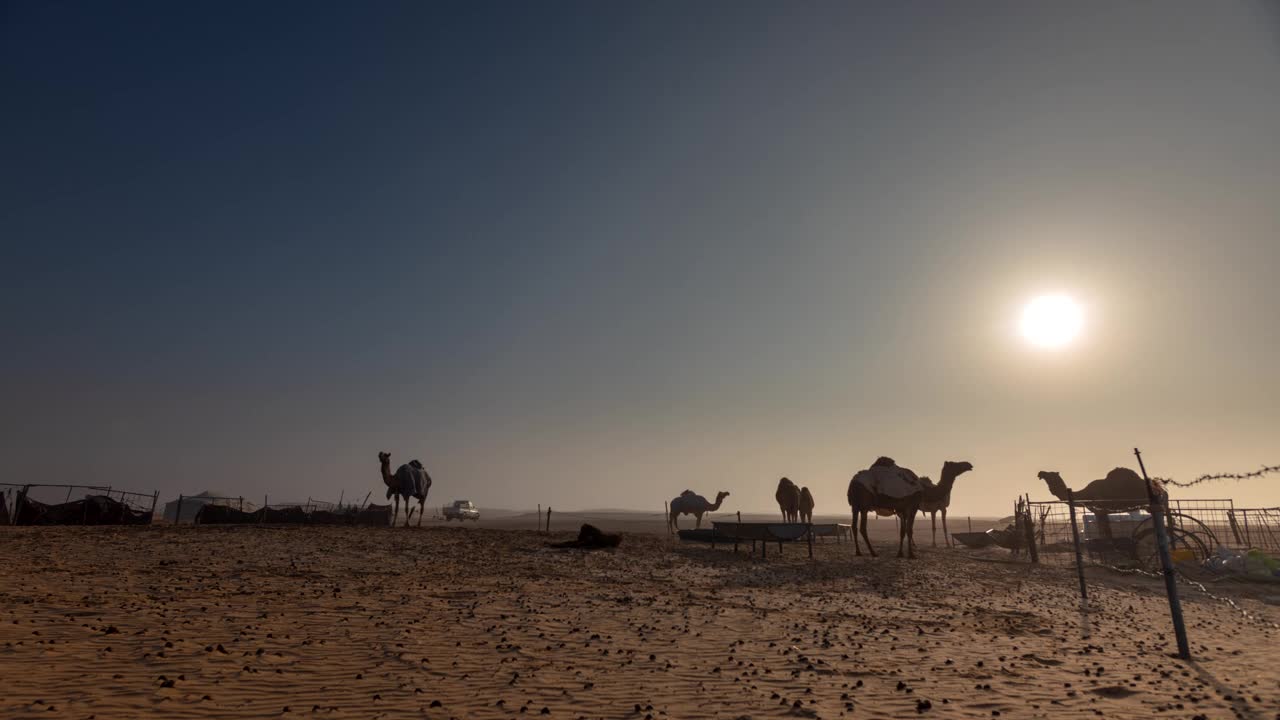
top-left (546, 506), bottom-right (552, 533)
top-left (1067, 490), bottom-right (1088, 602)
top-left (261, 495), bottom-right (267, 524)
top-left (538, 504), bottom-right (542, 532)
top-left (968, 516), bottom-right (972, 533)
top-left (1134, 448), bottom-right (1191, 660)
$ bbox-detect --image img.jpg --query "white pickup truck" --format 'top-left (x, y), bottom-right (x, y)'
top-left (442, 500), bottom-right (480, 521)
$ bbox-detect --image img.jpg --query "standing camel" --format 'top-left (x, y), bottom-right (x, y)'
top-left (1037, 468), bottom-right (1163, 540)
top-left (378, 451), bottom-right (433, 527)
top-left (667, 490), bottom-right (730, 533)
top-left (916, 476), bottom-right (955, 547)
top-left (798, 487), bottom-right (815, 524)
top-left (848, 458), bottom-right (973, 558)
top-left (775, 478), bottom-right (801, 522)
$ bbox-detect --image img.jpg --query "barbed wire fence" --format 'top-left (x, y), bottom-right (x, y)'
top-left (1153, 463), bottom-right (1280, 488)
top-left (980, 459), bottom-right (1280, 639)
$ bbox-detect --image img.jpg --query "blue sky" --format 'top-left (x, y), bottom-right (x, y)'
top-left (3, 2), bottom-right (1278, 513)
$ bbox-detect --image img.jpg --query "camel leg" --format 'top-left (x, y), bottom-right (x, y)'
top-left (695, 512), bottom-right (702, 529)
top-left (942, 509), bottom-right (950, 547)
top-left (417, 497), bottom-right (425, 527)
top-left (404, 499), bottom-right (414, 528)
top-left (392, 495), bottom-right (400, 527)
top-left (907, 510), bottom-right (917, 559)
top-left (897, 511), bottom-right (907, 558)
top-left (931, 511), bottom-right (937, 547)
top-left (1096, 512), bottom-right (1112, 540)
top-left (849, 504), bottom-right (860, 556)
top-left (860, 511), bottom-right (876, 557)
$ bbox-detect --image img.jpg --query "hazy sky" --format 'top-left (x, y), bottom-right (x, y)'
top-left (3, 2), bottom-right (1278, 515)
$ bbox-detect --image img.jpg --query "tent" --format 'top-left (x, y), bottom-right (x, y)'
top-left (163, 491), bottom-right (250, 523)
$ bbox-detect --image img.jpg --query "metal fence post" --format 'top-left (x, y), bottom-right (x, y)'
top-left (1134, 448), bottom-right (1190, 660)
top-left (1067, 490), bottom-right (1088, 601)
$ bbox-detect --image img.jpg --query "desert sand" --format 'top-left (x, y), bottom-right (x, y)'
top-left (1, 523), bottom-right (1277, 719)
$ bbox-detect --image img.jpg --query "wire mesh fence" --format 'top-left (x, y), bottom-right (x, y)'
top-left (1, 483), bottom-right (158, 525)
top-left (173, 495), bottom-right (390, 526)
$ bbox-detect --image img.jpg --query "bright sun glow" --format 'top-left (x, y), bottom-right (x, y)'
top-left (1020, 294), bottom-right (1083, 349)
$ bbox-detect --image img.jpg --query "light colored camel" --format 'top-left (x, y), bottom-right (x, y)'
top-left (848, 458), bottom-right (973, 558)
top-left (775, 478), bottom-right (801, 522)
top-left (916, 475), bottom-right (955, 547)
top-left (378, 451), bottom-right (433, 527)
top-left (1037, 468), bottom-right (1164, 539)
top-left (667, 490), bottom-right (729, 533)
top-left (798, 487), bottom-right (815, 524)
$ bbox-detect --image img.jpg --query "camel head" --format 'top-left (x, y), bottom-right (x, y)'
top-left (715, 491), bottom-right (730, 503)
top-left (378, 451), bottom-right (391, 464)
top-left (1037, 470), bottom-right (1070, 500)
top-left (943, 460), bottom-right (974, 478)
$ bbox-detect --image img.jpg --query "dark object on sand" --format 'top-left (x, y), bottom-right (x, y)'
top-left (194, 503), bottom-right (392, 526)
top-left (12, 494), bottom-right (151, 526)
top-left (550, 524), bottom-right (622, 549)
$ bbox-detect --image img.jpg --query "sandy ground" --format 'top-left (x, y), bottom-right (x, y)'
top-left (1, 524), bottom-right (1278, 719)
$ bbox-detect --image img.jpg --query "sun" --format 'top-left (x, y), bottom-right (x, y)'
top-left (1020, 294), bottom-right (1083, 349)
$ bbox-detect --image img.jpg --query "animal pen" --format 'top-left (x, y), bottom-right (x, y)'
top-left (1018, 498), bottom-right (1279, 571)
top-left (958, 495), bottom-right (1280, 579)
top-left (1, 483), bottom-right (158, 526)
top-left (172, 493), bottom-right (392, 526)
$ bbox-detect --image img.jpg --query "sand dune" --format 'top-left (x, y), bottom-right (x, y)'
top-left (1, 524), bottom-right (1276, 719)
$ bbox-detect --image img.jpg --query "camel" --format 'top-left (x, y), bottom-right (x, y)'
top-left (378, 451), bottom-right (433, 527)
top-left (775, 478), bottom-right (801, 522)
top-left (1037, 467), bottom-right (1164, 539)
top-left (848, 457), bottom-right (974, 558)
top-left (550, 523), bottom-right (622, 549)
top-left (667, 490), bottom-right (730, 533)
top-left (916, 475), bottom-right (955, 547)
top-left (798, 487), bottom-right (815, 524)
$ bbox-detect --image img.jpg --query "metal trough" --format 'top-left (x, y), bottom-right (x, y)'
top-left (711, 521), bottom-right (816, 558)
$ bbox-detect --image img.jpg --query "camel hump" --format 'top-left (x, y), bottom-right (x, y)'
top-left (852, 465), bottom-right (924, 499)
top-left (871, 456), bottom-right (897, 468)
